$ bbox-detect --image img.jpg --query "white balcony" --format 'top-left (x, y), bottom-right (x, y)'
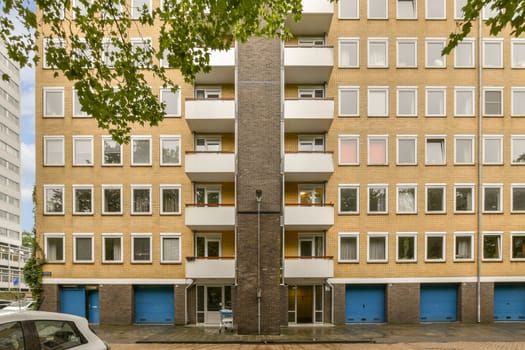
top-left (285, 0), bottom-right (334, 35)
top-left (185, 99), bottom-right (235, 132)
top-left (185, 205), bottom-right (235, 230)
top-left (284, 257), bottom-right (334, 279)
top-left (284, 46), bottom-right (334, 84)
top-left (195, 48), bottom-right (235, 84)
top-left (284, 99), bottom-right (334, 132)
top-left (185, 257), bottom-right (235, 280)
top-left (185, 152), bottom-right (235, 182)
top-left (284, 152), bottom-right (334, 182)
top-left (284, 205), bottom-right (334, 230)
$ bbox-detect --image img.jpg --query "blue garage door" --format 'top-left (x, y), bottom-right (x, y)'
top-left (494, 284), bottom-right (525, 321)
top-left (134, 286), bottom-right (174, 324)
top-left (60, 287), bottom-right (86, 318)
top-left (345, 285), bottom-right (385, 323)
top-left (420, 284), bottom-right (457, 322)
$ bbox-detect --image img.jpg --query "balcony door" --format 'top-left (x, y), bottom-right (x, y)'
top-left (195, 87), bottom-right (222, 99)
top-left (299, 234), bottom-right (324, 257)
top-left (196, 235), bottom-right (221, 257)
top-left (196, 285), bottom-right (232, 325)
top-left (298, 184), bottom-right (324, 205)
top-left (195, 185), bottom-right (221, 206)
top-left (288, 285), bottom-right (324, 324)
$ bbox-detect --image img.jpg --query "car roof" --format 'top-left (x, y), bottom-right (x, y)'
top-left (0, 310), bottom-right (88, 323)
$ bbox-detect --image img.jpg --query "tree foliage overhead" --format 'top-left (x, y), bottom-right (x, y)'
top-left (0, 0), bottom-right (302, 143)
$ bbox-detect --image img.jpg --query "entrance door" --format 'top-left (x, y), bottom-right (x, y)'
top-left (296, 286), bottom-right (313, 323)
top-left (87, 290), bottom-right (100, 324)
top-left (206, 286), bottom-right (223, 324)
top-left (288, 286), bottom-right (323, 324)
top-left (196, 286), bottom-right (232, 325)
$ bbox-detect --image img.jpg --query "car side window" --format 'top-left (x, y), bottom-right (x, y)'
top-left (34, 320), bottom-right (86, 350)
top-left (0, 321), bottom-right (25, 350)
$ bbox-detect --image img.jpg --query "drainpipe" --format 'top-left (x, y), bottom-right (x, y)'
top-left (281, 39), bottom-right (286, 287)
top-left (476, 14), bottom-right (483, 324)
top-left (234, 40), bottom-right (239, 288)
top-left (255, 190), bottom-right (263, 335)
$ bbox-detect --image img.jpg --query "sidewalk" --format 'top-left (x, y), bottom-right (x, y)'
top-left (93, 323), bottom-right (525, 345)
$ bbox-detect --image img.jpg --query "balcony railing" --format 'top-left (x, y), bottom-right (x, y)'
top-left (185, 151), bottom-right (235, 182)
top-left (185, 204), bottom-right (235, 230)
top-left (284, 98), bottom-right (334, 132)
top-left (285, 0), bottom-right (334, 35)
top-left (283, 256), bottom-right (334, 279)
top-left (284, 46), bottom-right (334, 84)
top-left (284, 203), bottom-right (334, 230)
top-left (194, 48), bottom-right (235, 84)
top-left (284, 151), bottom-right (334, 182)
top-left (185, 98), bottom-right (235, 132)
top-left (185, 256), bottom-right (235, 279)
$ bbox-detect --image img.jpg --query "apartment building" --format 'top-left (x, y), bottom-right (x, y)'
top-left (0, 43), bottom-right (27, 291)
top-left (36, 0), bottom-right (525, 331)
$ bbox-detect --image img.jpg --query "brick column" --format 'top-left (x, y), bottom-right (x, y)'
top-left (40, 284), bottom-right (59, 312)
top-left (459, 282), bottom-right (477, 322)
top-left (480, 282), bottom-right (494, 322)
top-left (332, 284), bottom-right (346, 324)
top-left (100, 284), bottom-right (133, 325)
top-left (387, 283), bottom-right (420, 323)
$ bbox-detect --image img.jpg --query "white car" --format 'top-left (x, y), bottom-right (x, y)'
top-left (2, 300), bottom-right (36, 312)
top-left (0, 310), bottom-right (109, 350)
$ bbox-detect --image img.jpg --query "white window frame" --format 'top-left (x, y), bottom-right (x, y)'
top-left (396, 184), bottom-right (418, 214)
top-left (102, 184), bottom-right (123, 215)
top-left (397, 0), bottom-right (417, 19)
top-left (298, 135), bottom-right (324, 152)
top-left (72, 0), bottom-right (92, 18)
top-left (425, 135), bottom-right (447, 165)
top-left (43, 136), bottom-right (64, 166)
top-left (102, 233), bottom-right (123, 264)
top-left (72, 184), bottom-right (94, 215)
top-left (130, 37), bottom-right (152, 67)
top-left (454, 232), bottom-right (474, 261)
top-left (160, 233), bottom-right (182, 263)
top-left (482, 39), bottom-right (504, 68)
top-left (339, 0), bottom-right (359, 19)
top-left (396, 38), bottom-right (418, 68)
top-left (454, 0), bottom-right (468, 19)
top-left (396, 232), bottom-right (417, 262)
top-left (101, 136), bottom-right (123, 166)
top-left (160, 87), bottom-right (181, 117)
top-left (454, 86), bottom-right (475, 117)
top-left (195, 86), bottom-right (222, 99)
top-left (425, 232), bottom-right (446, 262)
top-left (338, 233), bottom-right (360, 263)
top-left (368, 184), bottom-right (388, 214)
top-left (511, 39), bottom-right (525, 68)
top-left (367, 86), bottom-right (389, 117)
top-left (368, 38), bottom-right (388, 68)
top-left (425, 0), bottom-right (446, 19)
top-left (368, 0), bottom-right (388, 19)
top-left (367, 232), bottom-right (388, 263)
top-left (195, 135), bottom-right (222, 151)
top-left (454, 184), bottom-right (475, 213)
top-left (298, 37), bottom-right (325, 47)
top-left (102, 38), bottom-right (120, 68)
top-left (425, 184), bottom-right (446, 214)
top-left (43, 38), bottom-right (65, 69)
top-left (338, 135), bottom-right (360, 165)
top-left (44, 184), bottom-right (64, 215)
top-left (131, 184), bottom-right (152, 215)
top-left (72, 89), bottom-right (89, 117)
top-left (131, 0), bottom-right (152, 19)
top-left (43, 87), bottom-right (65, 117)
top-left (482, 232), bottom-right (502, 261)
top-left (425, 39), bottom-right (446, 68)
top-left (160, 135), bottom-right (181, 166)
top-left (454, 135), bottom-right (475, 165)
top-left (160, 185), bottom-right (182, 215)
top-left (44, 233), bottom-right (65, 263)
top-left (72, 135), bottom-right (94, 166)
top-left (298, 86), bottom-right (325, 99)
top-left (482, 3), bottom-right (498, 20)
top-left (131, 233), bottom-right (152, 263)
top-left (339, 184), bottom-right (360, 214)
top-left (510, 232), bottom-right (525, 261)
top-left (368, 135), bottom-right (388, 165)
top-left (397, 135), bottom-right (417, 165)
top-left (131, 135), bottom-right (152, 166)
top-left (425, 86), bottom-right (446, 117)
top-left (454, 39), bottom-right (475, 68)
top-left (339, 86), bottom-right (360, 117)
top-left (511, 135), bottom-right (525, 164)
top-left (511, 184), bottom-right (525, 213)
top-left (73, 233), bottom-right (94, 263)
top-left (482, 135), bottom-right (503, 165)
top-left (396, 86), bottom-right (418, 117)
top-left (511, 88), bottom-right (525, 117)
top-left (339, 38), bottom-right (360, 68)
top-left (483, 87), bottom-right (503, 116)
top-left (482, 183), bottom-right (503, 213)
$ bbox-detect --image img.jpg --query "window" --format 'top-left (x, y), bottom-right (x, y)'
top-left (102, 136), bottom-right (122, 166)
top-left (339, 86), bottom-right (359, 116)
top-left (132, 234), bottom-right (152, 263)
top-left (397, 135), bottom-right (417, 165)
top-left (397, 87), bottom-right (417, 116)
top-left (397, 184), bottom-right (417, 213)
top-left (73, 185), bottom-right (93, 215)
top-left (339, 0), bottom-right (359, 19)
top-left (454, 232), bottom-right (473, 261)
top-left (195, 87), bottom-right (221, 99)
top-left (454, 39), bottom-right (475, 67)
top-left (455, 87), bottom-right (475, 116)
top-left (73, 89), bottom-right (89, 117)
top-left (368, 38), bottom-right (388, 67)
top-left (298, 87), bottom-right (324, 98)
top-left (426, 184), bottom-right (446, 213)
top-left (161, 234), bottom-right (181, 263)
top-left (299, 184), bottom-right (324, 205)
top-left (160, 135), bottom-right (181, 165)
top-left (73, 233), bottom-right (94, 263)
top-left (368, 135), bottom-right (388, 165)
top-left (511, 184), bottom-right (525, 212)
top-left (483, 184), bottom-right (503, 212)
top-left (455, 184), bottom-right (475, 213)
top-left (483, 3), bottom-right (498, 19)
top-left (368, 87), bottom-right (389, 116)
top-left (425, 39), bottom-right (446, 67)
top-left (455, 0), bottom-right (468, 19)
top-left (44, 233), bottom-right (65, 262)
top-left (339, 38), bottom-right (359, 67)
top-left (73, 136), bottom-right (93, 166)
top-left (102, 185), bottom-right (122, 215)
top-left (425, 0), bottom-right (445, 19)
top-left (397, 233), bottom-right (417, 262)
top-left (43, 38), bottom-right (65, 69)
top-left (131, 38), bottom-right (152, 67)
top-left (512, 88), bottom-right (525, 116)
top-left (512, 39), bottom-right (525, 68)
top-left (299, 234), bottom-right (325, 257)
top-left (483, 135), bottom-right (503, 164)
top-left (368, 233), bottom-right (388, 262)
top-left (368, 0), bottom-right (388, 19)
top-left (102, 38), bottom-right (120, 68)
top-left (511, 135), bottom-right (525, 164)
top-left (511, 232), bottom-right (525, 260)
top-left (44, 185), bottom-right (64, 215)
top-left (298, 38), bottom-right (325, 47)
top-left (34, 320), bottom-right (83, 350)
top-left (483, 39), bottom-right (503, 68)
top-left (102, 234), bottom-right (122, 263)
top-left (425, 233), bottom-right (445, 262)
top-left (43, 88), bottom-right (64, 117)
top-left (339, 185), bottom-right (359, 214)
top-left (482, 232), bottom-right (502, 261)
top-left (426, 87), bottom-right (446, 116)
top-left (397, 0), bottom-right (417, 19)
top-left (195, 135), bottom-right (221, 151)
top-left (425, 136), bottom-right (446, 165)
top-left (339, 135), bottom-right (359, 165)
top-left (0, 321), bottom-right (24, 348)
top-left (131, 0), bottom-right (151, 18)
top-left (397, 38), bottom-right (417, 68)
top-left (160, 88), bottom-right (181, 117)
top-left (195, 185), bottom-right (221, 205)
top-left (131, 136), bottom-right (152, 165)
top-left (454, 135), bottom-right (475, 164)
top-left (368, 184), bottom-right (388, 214)
top-left (483, 88), bottom-right (503, 116)
top-left (72, 0), bottom-right (91, 17)
top-left (339, 233), bottom-right (359, 262)
top-left (44, 136), bottom-right (64, 166)
top-left (160, 185), bottom-right (181, 214)
top-left (299, 135), bottom-right (324, 152)
top-left (131, 185), bottom-right (152, 215)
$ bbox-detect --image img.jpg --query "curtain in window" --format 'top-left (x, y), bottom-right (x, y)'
top-left (163, 237), bottom-right (180, 261)
top-left (340, 139), bottom-right (357, 163)
top-left (76, 238), bottom-right (92, 261)
top-left (484, 138), bottom-right (501, 163)
top-left (340, 237), bottom-right (357, 260)
top-left (398, 237), bottom-right (414, 259)
top-left (398, 188), bottom-right (415, 212)
top-left (369, 237), bottom-right (385, 260)
top-left (162, 189), bottom-right (179, 212)
top-left (456, 139), bottom-right (472, 163)
top-left (46, 139), bottom-right (63, 164)
top-left (45, 91), bottom-right (63, 116)
top-left (398, 139), bottom-right (415, 163)
top-left (369, 0), bottom-right (387, 17)
top-left (340, 89), bottom-right (358, 115)
top-left (47, 238), bottom-right (61, 261)
top-left (398, 90), bottom-right (415, 114)
top-left (162, 90), bottom-right (180, 115)
top-left (369, 139), bottom-right (386, 164)
top-left (134, 238), bottom-right (150, 260)
top-left (368, 90), bottom-right (387, 115)
top-left (105, 238), bottom-right (121, 261)
top-left (369, 187), bottom-right (386, 211)
top-left (427, 139), bottom-right (444, 164)
top-left (133, 189), bottom-right (150, 212)
top-left (456, 237), bottom-right (470, 259)
top-left (340, 42), bottom-right (357, 66)
top-left (427, 90), bottom-right (445, 115)
top-left (369, 42), bottom-right (386, 66)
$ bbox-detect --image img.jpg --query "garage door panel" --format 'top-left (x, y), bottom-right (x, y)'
top-left (345, 285), bottom-right (385, 323)
top-left (420, 285), bottom-right (457, 322)
top-left (134, 286), bottom-right (174, 324)
top-left (494, 284), bottom-right (525, 321)
top-left (60, 288), bottom-right (86, 318)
